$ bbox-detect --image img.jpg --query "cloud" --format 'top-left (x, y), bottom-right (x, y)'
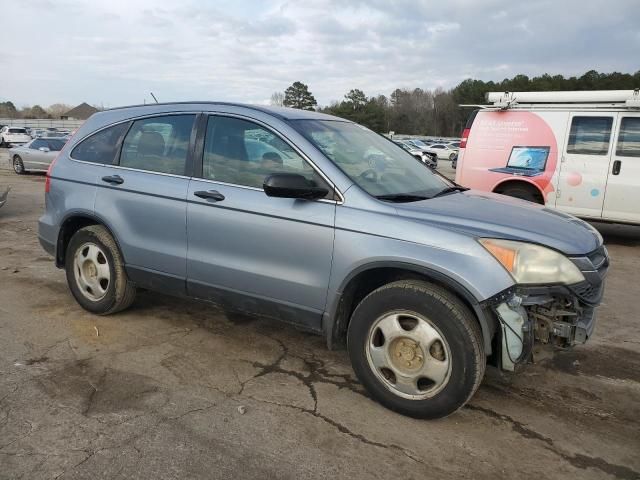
top-left (2, 0), bottom-right (639, 108)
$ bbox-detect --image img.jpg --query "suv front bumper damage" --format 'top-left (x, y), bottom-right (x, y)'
top-left (492, 246), bottom-right (608, 371)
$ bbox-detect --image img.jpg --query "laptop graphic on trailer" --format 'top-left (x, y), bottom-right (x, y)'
top-left (489, 146), bottom-right (550, 177)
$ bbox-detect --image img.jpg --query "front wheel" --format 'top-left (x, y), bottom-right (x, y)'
top-left (65, 225), bottom-right (136, 314)
top-left (13, 156), bottom-right (25, 174)
top-left (347, 280), bottom-right (485, 419)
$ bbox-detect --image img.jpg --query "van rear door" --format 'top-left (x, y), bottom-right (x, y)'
top-left (555, 113), bottom-right (616, 219)
top-left (602, 113), bottom-right (640, 223)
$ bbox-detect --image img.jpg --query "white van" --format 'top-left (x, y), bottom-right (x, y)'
top-left (456, 90), bottom-right (640, 224)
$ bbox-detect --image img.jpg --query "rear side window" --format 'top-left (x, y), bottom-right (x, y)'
top-left (120, 115), bottom-right (195, 175)
top-left (567, 116), bottom-right (613, 155)
top-left (616, 117), bottom-right (640, 158)
top-left (72, 123), bottom-right (129, 164)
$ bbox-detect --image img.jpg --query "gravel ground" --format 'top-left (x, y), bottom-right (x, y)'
top-left (1, 151), bottom-right (639, 480)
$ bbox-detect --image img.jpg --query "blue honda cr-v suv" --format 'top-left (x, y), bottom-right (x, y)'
top-left (38, 103), bottom-right (608, 418)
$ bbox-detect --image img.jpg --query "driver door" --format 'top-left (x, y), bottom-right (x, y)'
top-left (186, 114), bottom-right (337, 331)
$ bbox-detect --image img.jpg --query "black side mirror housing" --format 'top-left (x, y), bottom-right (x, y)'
top-left (263, 173), bottom-right (329, 200)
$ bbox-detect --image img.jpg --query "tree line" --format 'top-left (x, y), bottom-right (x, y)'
top-left (0, 102), bottom-right (76, 120)
top-left (273, 70), bottom-right (640, 137)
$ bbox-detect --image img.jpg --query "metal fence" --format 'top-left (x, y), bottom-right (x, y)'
top-left (0, 118), bottom-right (84, 129)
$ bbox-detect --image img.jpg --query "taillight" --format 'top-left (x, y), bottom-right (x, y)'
top-left (460, 128), bottom-right (470, 149)
top-left (45, 154), bottom-right (60, 193)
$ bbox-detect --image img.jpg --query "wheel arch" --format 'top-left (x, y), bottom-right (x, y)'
top-left (492, 178), bottom-right (545, 203)
top-left (323, 262), bottom-right (497, 354)
top-left (55, 212), bottom-right (124, 268)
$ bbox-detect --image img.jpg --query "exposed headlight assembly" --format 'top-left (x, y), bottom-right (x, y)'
top-left (479, 238), bottom-right (585, 285)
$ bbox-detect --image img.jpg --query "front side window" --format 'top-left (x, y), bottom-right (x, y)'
top-left (202, 116), bottom-right (330, 195)
top-left (71, 122), bottom-right (129, 164)
top-left (292, 120), bottom-right (450, 199)
top-left (616, 117), bottom-right (640, 158)
top-left (120, 115), bottom-right (195, 175)
top-left (567, 116), bottom-right (613, 155)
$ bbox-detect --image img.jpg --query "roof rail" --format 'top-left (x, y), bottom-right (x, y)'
top-left (485, 89), bottom-right (640, 108)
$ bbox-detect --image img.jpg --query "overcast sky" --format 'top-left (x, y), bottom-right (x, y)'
top-left (2, 0), bottom-right (638, 108)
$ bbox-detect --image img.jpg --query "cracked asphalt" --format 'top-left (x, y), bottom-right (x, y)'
top-left (1, 157), bottom-right (640, 480)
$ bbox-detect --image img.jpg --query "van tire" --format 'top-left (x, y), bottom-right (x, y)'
top-left (347, 280), bottom-right (485, 419)
top-left (499, 184), bottom-right (543, 204)
top-left (65, 225), bottom-right (136, 315)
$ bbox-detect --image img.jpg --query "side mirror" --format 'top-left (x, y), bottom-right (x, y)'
top-left (38, 147), bottom-right (50, 152)
top-left (263, 173), bottom-right (329, 200)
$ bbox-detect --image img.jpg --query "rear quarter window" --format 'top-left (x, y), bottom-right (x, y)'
top-left (71, 123), bottom-right (129, 164)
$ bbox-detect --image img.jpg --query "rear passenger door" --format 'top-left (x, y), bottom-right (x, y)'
top-left (186, 114), bottom-right (337, 330)
top-left (602, 113), bottom-right (640, 223)
top-left (556, 113), bottom-right (616, 219)
top-left (94, 114), bottom-right (197, 293)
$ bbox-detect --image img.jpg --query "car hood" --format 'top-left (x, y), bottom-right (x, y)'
top-left (395, 190), bottom-right (601, 255)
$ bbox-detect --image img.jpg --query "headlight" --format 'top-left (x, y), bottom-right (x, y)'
top-left (479, 238), bottom-right (585, 285)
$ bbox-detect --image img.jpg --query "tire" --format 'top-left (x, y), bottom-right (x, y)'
top-left (449, 152), bottom-right (456, 161)
top-left (499, 185), bottom-right (542, 204)
top-left (65, 225), bottom-right (136, 315)
top-left (347, 280), bottom-right (485, 419)
top-left (0, 137), bottom-right (4, 148)
top-left (13, 156), bottom-right (25, 175)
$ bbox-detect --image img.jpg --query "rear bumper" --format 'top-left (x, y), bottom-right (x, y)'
top-left (38, 214), bottom-right (58, 259)
top-left (38, 234), bottom-right (56, 257)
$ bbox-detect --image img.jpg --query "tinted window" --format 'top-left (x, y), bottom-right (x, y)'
top-left (47, 139), bottom-right (65, 151)
top-left (30, 139), bottom-right (47, 150)
top-left (72, 123), bottom-right (129, 164)
top-left (567, 116), bottom-right (612, 155)
top-left (120, 115), bottom-right (194, 175)
top-left (202, 116), bottom-right (330, 195)
top-left (616, 117), bottom-right (640, 158)
top-left (8, 128), bottom-right (26, 134)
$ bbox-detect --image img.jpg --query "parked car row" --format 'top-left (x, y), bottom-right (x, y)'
top-left (0, 126), bottom-right (74, 148)
top-left (392, 140), bottom-right (438, 168)
top-left (394, 137), bottom-right (460, 162)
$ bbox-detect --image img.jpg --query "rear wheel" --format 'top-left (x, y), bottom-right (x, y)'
top-left (449, 152), bottom-right (456, 160)
top-left (65, 225), bottom-right (136, 314)
top-left (499, 184), bottom-right (543, 204)
top-left (347, 280), bottom-right (485, 419)
top-left (13, 156), bottom-right (25, 175)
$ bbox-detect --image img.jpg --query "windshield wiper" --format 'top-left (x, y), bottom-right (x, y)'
top-left (375, 193), bottom-right (430, 203)
top-left (431, 186), bottom-right (469, 198)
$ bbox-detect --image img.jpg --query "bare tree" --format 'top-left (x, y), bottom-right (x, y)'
top-left (47, 103), bottom-right (73, 118)
top-left (270, 91), bottom-right (285, 107)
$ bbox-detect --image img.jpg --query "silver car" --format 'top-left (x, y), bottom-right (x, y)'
top-left (38, 102), bottom-right (608, 419)
top-left (10, 137), bottom-right (66, 174)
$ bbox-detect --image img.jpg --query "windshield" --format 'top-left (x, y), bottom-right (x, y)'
top-left (411, 140), bottom-right (428, 147)
top-left (292, 120), bottom-right (451, 199)
top-left (9, 128), bottom-right (26, 134)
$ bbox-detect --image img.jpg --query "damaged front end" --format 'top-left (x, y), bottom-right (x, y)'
top-left (490, 246), bottom-right (608, 371)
